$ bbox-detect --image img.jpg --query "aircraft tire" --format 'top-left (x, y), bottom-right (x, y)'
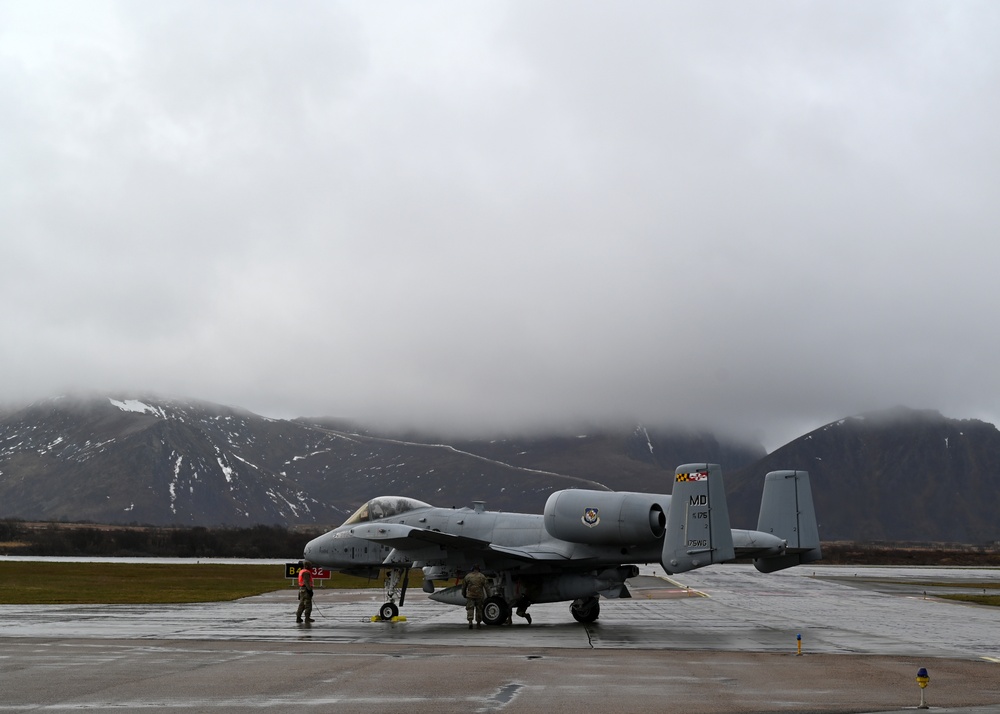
top-left (570, 596), bottom-right (600, 623)
top-left (379, 601), bottom-right (399, 620)
top-left (482, 596), bottom-right (510, 626)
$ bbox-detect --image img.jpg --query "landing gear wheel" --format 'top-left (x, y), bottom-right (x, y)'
top-left (570, 596), bottom-right (600, 624)
top-left (379, 601), bottom-right (399, 620)
top-left (482, 596), bottom-right (511, 626)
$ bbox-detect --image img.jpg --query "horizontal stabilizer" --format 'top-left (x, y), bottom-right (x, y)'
top-left (661, 463), bottom-right (735, 574)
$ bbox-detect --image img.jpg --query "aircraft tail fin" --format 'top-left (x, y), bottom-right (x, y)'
top-left (753, 470), bottom-right (822, 573)
top-left (661, 463), bottom-right (735, 574)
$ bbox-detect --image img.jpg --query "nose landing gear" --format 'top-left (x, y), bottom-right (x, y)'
top-left (378, 567), bottom-right (409, 620)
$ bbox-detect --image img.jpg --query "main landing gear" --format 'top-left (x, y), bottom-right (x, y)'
top-left (481, 596), bottom-right (510, 626)
top-left (570, 595), bottom-right (600, 623)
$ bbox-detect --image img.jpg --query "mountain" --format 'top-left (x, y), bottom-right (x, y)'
top-left (3, 397), bottom-right (1000, 544)
top-left (726, 407), bottom-right (1000, 543)
top-left (0, 395), bottom-right (762, 527)
top-left (0, 396), bottom-right (345, 526)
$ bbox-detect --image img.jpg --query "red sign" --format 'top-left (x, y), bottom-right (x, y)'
top-left (285, 562), bottom-right (332, 579)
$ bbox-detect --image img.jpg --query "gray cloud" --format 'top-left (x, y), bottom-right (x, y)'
top-left (2, 1), bottom-right (999, 450)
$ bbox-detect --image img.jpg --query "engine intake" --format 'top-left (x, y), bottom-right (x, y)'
top-left (543, 489), bottom-right (667, 546)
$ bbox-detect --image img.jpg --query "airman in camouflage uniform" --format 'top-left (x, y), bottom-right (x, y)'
top-left (513, 594), bottom-right (532, 625)
top-left (461, 564), bottom-right (490, 629)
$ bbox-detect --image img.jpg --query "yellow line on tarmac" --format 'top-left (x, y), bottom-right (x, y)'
top-left (663, 575), bottom-right (709, 598)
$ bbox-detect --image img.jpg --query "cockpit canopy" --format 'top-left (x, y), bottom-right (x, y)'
top-left (341, 496), bottom-right (432, 526)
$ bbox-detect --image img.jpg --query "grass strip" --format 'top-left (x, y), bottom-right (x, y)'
top-left (938, 594), bottom-right (1000, 607)
top-left (0, 562), bottom-right (380, 604)
top-left (842, 578), bottom-right (1000, 589)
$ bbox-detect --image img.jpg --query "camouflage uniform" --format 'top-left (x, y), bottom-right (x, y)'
top-left (462, 567), bottom-right (490, 628)
top-left (514, 594), bottom-right (532, 625)
top-left (506, 593), bottom-right (533, 625)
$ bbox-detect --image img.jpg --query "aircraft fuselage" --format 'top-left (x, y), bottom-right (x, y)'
top-left (304, 503), bottom-right (665, 575)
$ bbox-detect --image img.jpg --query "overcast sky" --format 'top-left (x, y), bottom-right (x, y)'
top-left (2, 1), bottom-right (999, 450)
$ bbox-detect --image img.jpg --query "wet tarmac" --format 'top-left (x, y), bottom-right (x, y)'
top-left (2, 564), bottom-right (999, 713)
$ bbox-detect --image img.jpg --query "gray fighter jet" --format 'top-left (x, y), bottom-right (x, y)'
top-left (302, 463), bottom-right (821, 624)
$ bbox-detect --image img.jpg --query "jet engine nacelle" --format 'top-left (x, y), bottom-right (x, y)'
top-left (543, 489), bottom-right (668, 546)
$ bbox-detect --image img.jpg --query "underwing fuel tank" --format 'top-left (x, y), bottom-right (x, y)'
top-left (428, 566), bottom-right (639, 606)
top-left (543, 490), bottom-right (668, 545)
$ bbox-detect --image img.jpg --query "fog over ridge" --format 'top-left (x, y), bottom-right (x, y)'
top-left (2, 2), bottom-right (999, 452)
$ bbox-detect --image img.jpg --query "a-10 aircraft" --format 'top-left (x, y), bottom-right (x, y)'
top-left (303, 463), bottom-right (821, 625)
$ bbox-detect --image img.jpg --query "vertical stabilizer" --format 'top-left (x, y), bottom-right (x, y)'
top-left (754, 470), bottom-right (822, 573)
top-left (661, 463), bottom-right (735, 574)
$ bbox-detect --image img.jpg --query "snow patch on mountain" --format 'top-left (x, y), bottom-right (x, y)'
top-left (218, 457), bottom-right (234, 484)
top-left (109, 398), bottom-right (166, 419)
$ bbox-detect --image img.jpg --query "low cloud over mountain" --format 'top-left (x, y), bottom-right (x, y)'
top-left (2, 397), bottom-right (998, 544)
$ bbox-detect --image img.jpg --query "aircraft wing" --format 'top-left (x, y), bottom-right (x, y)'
top-left (350, 523), bottom-right (582, 564)
top-left (349, 523), bottom-right (491, 551)
top-left (488, 543), bottom-right (577, 561)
